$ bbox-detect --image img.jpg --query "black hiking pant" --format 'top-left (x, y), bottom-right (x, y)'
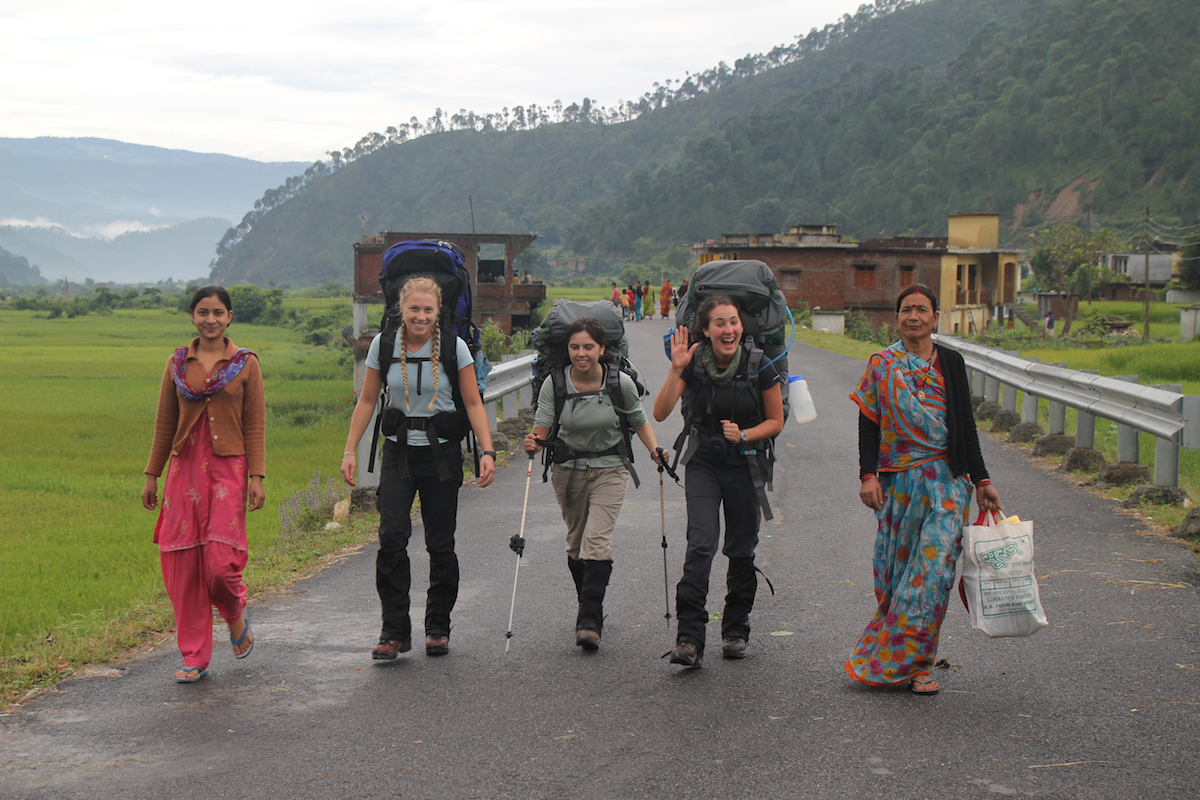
top-left (675, 453), bottom-right (761, 655)
top-left (376, 439), bottom-right (463, 642)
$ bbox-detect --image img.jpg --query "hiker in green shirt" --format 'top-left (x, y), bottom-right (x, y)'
top-left (524, 317), bottom-right (665, 652)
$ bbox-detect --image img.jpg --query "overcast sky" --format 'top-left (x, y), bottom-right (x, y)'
top-left (2, 0), bottom-right (867, 164)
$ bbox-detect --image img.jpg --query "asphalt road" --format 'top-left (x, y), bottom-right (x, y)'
top-left (3, 314), bottom-right (1198, 800)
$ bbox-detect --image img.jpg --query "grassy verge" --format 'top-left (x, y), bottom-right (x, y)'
top-left (792, 326), bottom-right (881, 360)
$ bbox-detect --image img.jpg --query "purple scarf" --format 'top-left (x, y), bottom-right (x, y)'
top-left (171, 345), bottom-right (253, 401)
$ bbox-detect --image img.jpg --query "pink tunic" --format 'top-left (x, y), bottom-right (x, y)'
top-left (154, 417), bottom-right (248, 552)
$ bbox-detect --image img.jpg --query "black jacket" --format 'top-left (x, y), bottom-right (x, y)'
top-left (858, 343), bottom-right (989, 483)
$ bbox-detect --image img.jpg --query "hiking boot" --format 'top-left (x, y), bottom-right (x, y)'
top-left (576, 560), bottom-right (612, 637)
top-left (372, 638), bottom-right (411, 660)
top-left (722, 637), bottom-right (747, 659)
top-left (425, 635), bottom-right (450, 656)
top-left (576, 629), bottom-right (601, 651)
top-left (667, 642), bottom-right (703, 669)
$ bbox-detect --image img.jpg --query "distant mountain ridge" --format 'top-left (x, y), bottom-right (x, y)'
top-left (0, 219), bottom-right (232, 285)
top-left (0, 137), bottom-right (307, 283)
top-left (0, 137), bottom-right (307, 224)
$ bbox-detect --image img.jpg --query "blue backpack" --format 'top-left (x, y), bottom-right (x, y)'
top-left (379, 240), bottom-right (478, 358)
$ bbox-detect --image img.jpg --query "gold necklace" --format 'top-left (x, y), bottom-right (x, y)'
top-left (910, 353), bottom-right (936, 401)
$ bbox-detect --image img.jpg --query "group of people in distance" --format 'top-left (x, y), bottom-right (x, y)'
top-left (610, 279), bottom-right (681, 321)
top-left (144, 280), bottom-right (999, 695)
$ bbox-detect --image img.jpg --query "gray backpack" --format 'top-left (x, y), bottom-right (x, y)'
top-left (675, 259), bottom-right (791, 420)
top-left (531, 299), bottom-right (645, 412)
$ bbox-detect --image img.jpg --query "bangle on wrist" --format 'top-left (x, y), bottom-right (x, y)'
top-left (860, 473), bottom-right (877, 482)
top-left (975, 479), bottom-right (991, 486)
top-left (343, 450), bottom-right (356, 457)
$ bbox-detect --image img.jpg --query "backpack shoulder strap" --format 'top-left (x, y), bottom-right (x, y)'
top-left (377, 329), bottom-right (399, 388)
top-left (743, 346), bottom-right (765, 410)
top-left (440, 324), bottom-right (460, 392)
top-left (669, 354), bottom-right (708, 471)
top-left (368, 328), bottom-right (400, 474)
top-left (540, 366), bottom-right (570, 483)
top-left (604, 364), bottom-right (640, 488)
top-left (549, 366), bottom-right (568, 433)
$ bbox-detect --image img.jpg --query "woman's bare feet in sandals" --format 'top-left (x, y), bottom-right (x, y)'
top-left (174, 666), bottom-right (207, 683)
top-left (229, 612), bottom-right (254, 659)
top-left (911, 672), bottom-right (940, 695)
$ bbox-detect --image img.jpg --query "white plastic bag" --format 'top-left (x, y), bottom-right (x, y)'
top-left (960, 511), bottom-right (1048, 638)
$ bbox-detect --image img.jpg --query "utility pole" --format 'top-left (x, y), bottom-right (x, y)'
top-left (1143, 206), bottom-right (1151, 343)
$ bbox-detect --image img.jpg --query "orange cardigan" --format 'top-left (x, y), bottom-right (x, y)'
top-left (144, 338), bottom-right (266, 479)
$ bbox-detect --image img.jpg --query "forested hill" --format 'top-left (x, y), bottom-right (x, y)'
top-left (568, 0), bottom-right (1199, 253)
top-left (212, 0), bottom-right (1197, 287)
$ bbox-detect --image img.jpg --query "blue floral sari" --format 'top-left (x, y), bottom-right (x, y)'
top-left (846, 343), bottom-right (972, 686)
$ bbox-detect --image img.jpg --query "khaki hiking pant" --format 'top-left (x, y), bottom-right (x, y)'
top-left (550, 464), bottom-right (629, 562)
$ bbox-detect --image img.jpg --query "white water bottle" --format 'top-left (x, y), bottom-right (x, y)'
top-left (789, 375), bottom-right (817, 423)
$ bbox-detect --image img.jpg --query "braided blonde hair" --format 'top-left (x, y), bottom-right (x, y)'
top-left (397, 276), bottom-right (443, 412)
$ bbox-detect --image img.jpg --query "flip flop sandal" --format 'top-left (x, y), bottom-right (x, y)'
top-left (910, 673), bottom-right (940, 695)
top-left (230, 615), bottom-right (254, 659)
top-left (175, 666), bottom-right (207, 683)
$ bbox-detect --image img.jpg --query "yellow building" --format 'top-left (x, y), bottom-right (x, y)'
top-left (938, 213), bottom-right (1020, 335)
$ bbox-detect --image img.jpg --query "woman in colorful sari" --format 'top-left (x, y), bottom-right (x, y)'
top-left (660, 279), bottom-right (672, 318)
top-left (847, 283), bottom-right (1001, 695)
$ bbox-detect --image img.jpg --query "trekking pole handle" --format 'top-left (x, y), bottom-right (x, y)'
top-left (655, 447), bottom-right (680, 483)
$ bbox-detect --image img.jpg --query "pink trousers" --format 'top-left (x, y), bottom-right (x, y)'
top-left (160, 543), bottom-right (247, 669)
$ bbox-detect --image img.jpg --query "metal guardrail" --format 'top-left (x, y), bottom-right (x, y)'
top-left (935, 335), bottom-right (1200, 487)
top-left (482, 353), bottom-right (535, 405)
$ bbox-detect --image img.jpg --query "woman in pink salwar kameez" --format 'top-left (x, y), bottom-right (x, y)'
top-left (142, 285), bottom-right (266, 683)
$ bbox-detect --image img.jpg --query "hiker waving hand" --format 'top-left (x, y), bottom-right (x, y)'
top-left (653, 296), bottom-right (784, 668)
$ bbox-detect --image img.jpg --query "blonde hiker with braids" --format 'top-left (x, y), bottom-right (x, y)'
top-left (341, 276), bottom-right (496, 660)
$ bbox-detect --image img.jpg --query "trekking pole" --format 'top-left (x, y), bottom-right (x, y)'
top-left (505, 451), bottom-right (536, 652)
top-left (656, 447), bottom-right (676, 627)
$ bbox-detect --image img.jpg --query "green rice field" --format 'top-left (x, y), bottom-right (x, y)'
top-left (0, 304), bottom-right (356, 699)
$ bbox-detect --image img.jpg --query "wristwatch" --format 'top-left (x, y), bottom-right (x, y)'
top-left (482, 450), bottom-right (497, 459)
top-left (739, 431), bottom-right (748, 444)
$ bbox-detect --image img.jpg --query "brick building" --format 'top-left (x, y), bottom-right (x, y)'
top-left (691, 215), bottom-right (1018, 335)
